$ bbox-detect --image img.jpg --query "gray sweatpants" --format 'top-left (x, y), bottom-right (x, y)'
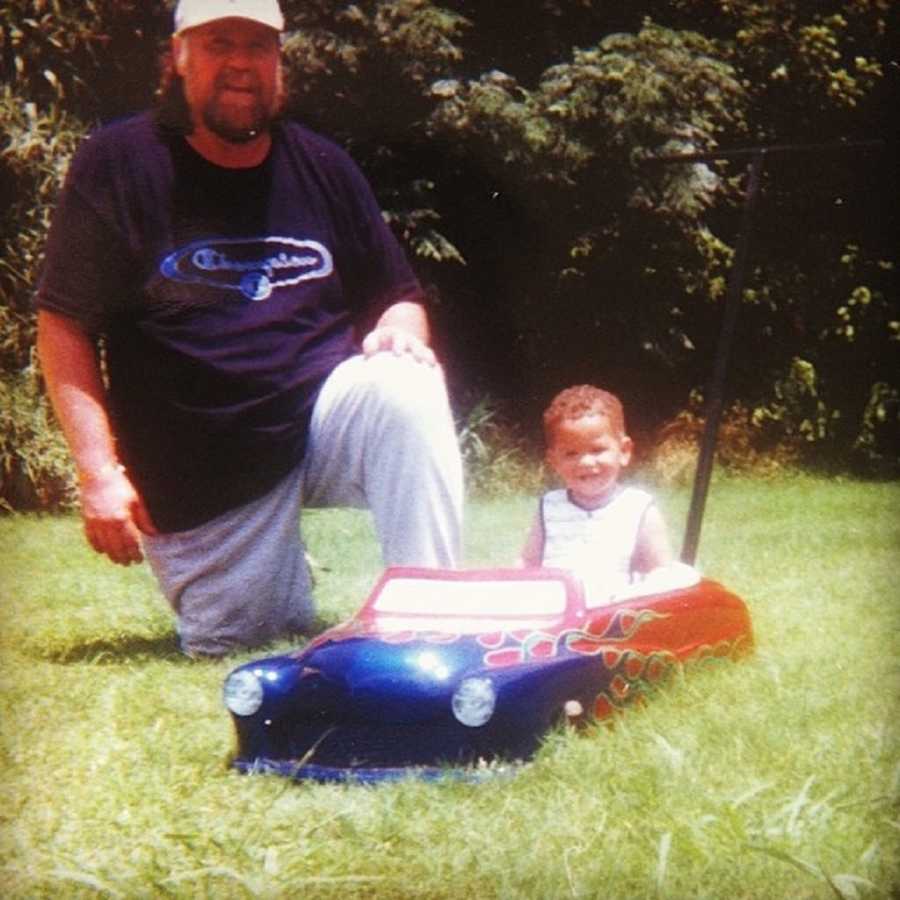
top-left (143, 353), bottom-right (463, 656)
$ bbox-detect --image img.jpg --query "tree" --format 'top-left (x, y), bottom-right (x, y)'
top-left (1, 0), bottom-right (895, 510)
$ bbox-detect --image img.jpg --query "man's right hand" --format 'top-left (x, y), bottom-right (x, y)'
top-left (37, 310), bottom-right (160, 567)
top-left (79, 464), bottom-right (158, 565)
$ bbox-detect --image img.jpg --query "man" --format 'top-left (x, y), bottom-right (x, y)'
top-left (35, 0), bottom-right (463, 657)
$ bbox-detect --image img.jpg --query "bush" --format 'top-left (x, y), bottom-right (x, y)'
top-left (456, 396), bottom-right (543, 497)
top-left (851, 381), bottom-right (900, 476)
top-left (0, 89), bottom-right (85, 511)
top-left (0, 366), bottom-right (76, 512)
top-left (1, 88), bottom-right (86, 372)
top-left (647, 392), bottom-right (802, 486)
top-left (648, 352), bottom-right (900, 485)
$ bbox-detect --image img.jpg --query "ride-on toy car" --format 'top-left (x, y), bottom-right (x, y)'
top-left (223, 565), bottom-right (753, 783)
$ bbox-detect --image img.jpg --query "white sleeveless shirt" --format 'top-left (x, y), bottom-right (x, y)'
top-left (540, 486), bottom-right (654, 604)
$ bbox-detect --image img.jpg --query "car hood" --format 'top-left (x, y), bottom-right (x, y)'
top-left (233, 632), bottom-right (487, 725)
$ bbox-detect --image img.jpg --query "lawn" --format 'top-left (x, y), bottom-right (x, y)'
top-left (1, 476), bottom-right (898, 899)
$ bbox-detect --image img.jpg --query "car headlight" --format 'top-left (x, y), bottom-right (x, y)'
top-left (223, 669), bottom-right (263, 717)
top-left (451, 676), bottom-right (496, 727)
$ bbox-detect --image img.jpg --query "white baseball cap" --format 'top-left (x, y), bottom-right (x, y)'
top-left (174, 0), bottom-right (284, 34)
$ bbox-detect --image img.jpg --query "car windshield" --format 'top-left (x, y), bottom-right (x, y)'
top-left (369, 575), bottom-right (571, 632)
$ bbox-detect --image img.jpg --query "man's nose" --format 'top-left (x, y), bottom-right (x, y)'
top-left (221, 58), bottom-right (258, 85)
top-left (224, 45), bottom-right (257, 68)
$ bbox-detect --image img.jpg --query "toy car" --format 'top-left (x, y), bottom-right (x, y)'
top-left (223, 565), bottom-right (752, 783)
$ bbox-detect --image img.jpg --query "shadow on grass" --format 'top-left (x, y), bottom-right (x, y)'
top-left (40, 632), bottom-right (188, 665)
top-left (36, 614), bottom-right (338, 666)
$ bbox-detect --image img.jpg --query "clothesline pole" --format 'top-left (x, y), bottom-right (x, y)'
top-left (640, 139), bottom-right (883, 565)
top-left (680, 151), bottom-right (763, 564)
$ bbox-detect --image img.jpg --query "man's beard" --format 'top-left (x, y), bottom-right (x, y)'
top-left (201, 85), bottom-right (275, 144)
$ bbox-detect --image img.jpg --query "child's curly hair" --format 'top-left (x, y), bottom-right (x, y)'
top-left (543, 385), bottom-right (626, 446)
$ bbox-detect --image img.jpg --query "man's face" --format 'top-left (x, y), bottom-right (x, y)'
top-left (174, 18), bottom-right (282, 144)
top-left (546, 414), bottom-right (633, 509)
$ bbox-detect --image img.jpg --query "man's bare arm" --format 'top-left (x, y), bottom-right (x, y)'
top-left (36, 309), bottom-right (157, 564)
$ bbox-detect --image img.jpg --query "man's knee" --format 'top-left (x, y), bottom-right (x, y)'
top-left (360, 354), bottom-right (453, 425)
top-left (178, 603), bottom-right (308, 657)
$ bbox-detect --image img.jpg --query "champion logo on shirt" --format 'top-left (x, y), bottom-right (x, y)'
top-left (161, 236), bottom-right (334, 301)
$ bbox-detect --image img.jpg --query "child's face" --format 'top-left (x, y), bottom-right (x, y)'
top-left (546, 414), bottom-right (633, 508)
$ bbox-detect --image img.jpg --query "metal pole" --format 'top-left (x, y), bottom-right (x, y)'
top-left (680, 151), bottom-right (765, 564)
top-left (641, 139), bottom-right (882, 563)
top-left (644, 138), bottom-right (882, 166)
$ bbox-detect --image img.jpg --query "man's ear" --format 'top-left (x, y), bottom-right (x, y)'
top-left (619, 435), bottom-right (634, 467)
top-left (172, 35), bottom-right (188, 76)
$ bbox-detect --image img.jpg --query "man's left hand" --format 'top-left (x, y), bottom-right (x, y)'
top-left (361, 326), bottom-right (437, 366)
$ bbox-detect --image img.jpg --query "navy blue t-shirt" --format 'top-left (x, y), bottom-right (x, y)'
top-left (36, 113), bottom-right (423, 532)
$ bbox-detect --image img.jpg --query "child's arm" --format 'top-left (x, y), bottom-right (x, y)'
top-left (519, 512), bottom-right (544, 567)
top-left (632, 503), bottom-right (675, 574)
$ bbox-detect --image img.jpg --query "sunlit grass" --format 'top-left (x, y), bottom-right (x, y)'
top-left (1, 476), bottom-right (898, 898)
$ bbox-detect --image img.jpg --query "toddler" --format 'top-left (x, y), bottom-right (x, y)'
top-left (520, 384), bottom-right (675, 604)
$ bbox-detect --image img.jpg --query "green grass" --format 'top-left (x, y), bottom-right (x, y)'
top-left (1, 476), bottom-right (898, 898)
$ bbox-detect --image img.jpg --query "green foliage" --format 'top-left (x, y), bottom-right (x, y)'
top-left (279, 1), bottom-right (472, 275)
top-left (648, 391), bottom-right (804, 485)
top-left (752, 357), bottom-right (835, 445)
top-left (281, 0), bottom-right (469, 121)
top-left (456, 397), bottom-right (543, 497)
top-left (421, 20), bottom-right (757, 424)
top-left (0, 88), bottom-right (84, 512)
top-left (426, 20), bottom-right (746, 211)
top-left (541, 23), bottom-right (746, 166)
top-left (663, 0), bottom-right (893, 137)
top-left (650, 349), bottom-right (899, 484)
top-left (0, 86), bottom-right (85, 371)
top-left (854, 381), bottom-right (900, 471)
top-left (0, 366), bottom-right (76, 512)
top-left (0, 0), bottom-right (895, 511)
top-left (0, 1), bottom-right (170, 118)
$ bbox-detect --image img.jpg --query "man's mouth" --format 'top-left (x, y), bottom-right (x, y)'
top-left (217, 78), bottom-right (259, 95)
